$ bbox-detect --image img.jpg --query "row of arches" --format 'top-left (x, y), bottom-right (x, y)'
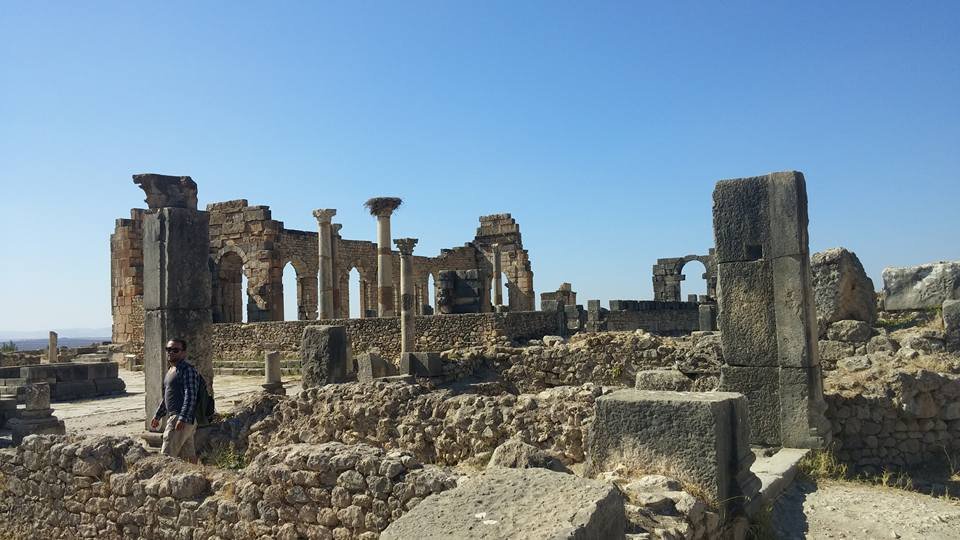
top-left (213, 253), bottom-right (511, 322)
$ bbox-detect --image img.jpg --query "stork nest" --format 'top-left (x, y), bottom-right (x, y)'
top-left (364, 197), bottom-right (403, 216)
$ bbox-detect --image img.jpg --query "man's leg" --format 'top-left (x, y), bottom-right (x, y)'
top-left (180, 423), bottom-right (198, 464)
top-left (160, 418), bottom-right (188, 458)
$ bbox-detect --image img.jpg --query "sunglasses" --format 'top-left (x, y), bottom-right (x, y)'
top-left (165, 347), bottom-right (182, 353)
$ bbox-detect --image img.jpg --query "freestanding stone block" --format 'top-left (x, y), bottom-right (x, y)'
top-left (400, 351), bottom-right (442, 377)
top-left (713, 172), bottom-right (830, 449)
top-left (882, 261), bottom-right (960, 310)
top-left (944, 299), bottom-right (960, 349)
top-left (357, 352), bottom-right (395, 382)
top-left (262, 351), bottom-right (284, 395)
top-left (380, 467), bottom-right (625, 540)
top-left (810, 247), bottom-right (877, 335)
top-left (699, 303), bottom-right (717, 331)
top-left (8, 383), bottom-right (65, 444)
top-left (300, 326), bottom-right (349, 387)
top-left (139, 184), bottom-right (213, 431)
top-left (587, 389), bottom-right (759, 517)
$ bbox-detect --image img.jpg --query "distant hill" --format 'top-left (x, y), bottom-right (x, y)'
top-left (4, 337), bottom-right (110, 352)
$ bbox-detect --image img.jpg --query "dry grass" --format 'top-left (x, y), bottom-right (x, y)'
top-left (590, 442), bottom-right (718, 509)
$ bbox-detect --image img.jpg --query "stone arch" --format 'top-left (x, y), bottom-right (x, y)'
top-left (279, 254), bottom-right (317, 320)
top-left (340, 259), bottom-right (375, 319)
top-left (212, 246), bottom-right (250, 323)
top-left (652, 250), bottom-right (717, 302)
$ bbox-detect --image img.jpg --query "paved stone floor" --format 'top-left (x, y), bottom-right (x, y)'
top-left (49, 370), bottom-right (301, 438)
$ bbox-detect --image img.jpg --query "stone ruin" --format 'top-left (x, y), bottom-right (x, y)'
top-left (3, 169), bottom-right (960, 539)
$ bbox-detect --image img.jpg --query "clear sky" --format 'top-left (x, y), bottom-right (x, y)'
top-left (2, 1), bottom-right (958, 335)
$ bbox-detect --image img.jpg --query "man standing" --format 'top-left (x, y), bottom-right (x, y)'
top-left (150, 338), bottom-right (200, 463)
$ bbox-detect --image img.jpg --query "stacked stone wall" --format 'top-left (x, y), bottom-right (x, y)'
top-left (602, 302), bottom-right (701, 335)
top-left (211, 311), bottom-right (561, 363)
top-left (825, 369), bottom-right (960, 473)
top-left (246, 382), bottom-right (604, 466)
top-left (110, 209), bottom-right (146, 360)
top-left (0, 435), bottom-right (456, 539)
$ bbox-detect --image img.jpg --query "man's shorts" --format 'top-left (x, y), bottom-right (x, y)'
top-left (161, 417), bottom-right (197, 460)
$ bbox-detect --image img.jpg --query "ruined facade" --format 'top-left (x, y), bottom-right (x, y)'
top-left (652, 250), bottom-right (717, 302)
top-left (111, 189), bottom-right (535, 357)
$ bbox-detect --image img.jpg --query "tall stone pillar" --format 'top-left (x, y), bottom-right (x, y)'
top-left (331, 223), bottom-right (343, 318)
top-left (492, 243), bottom-right (503, 307)
top-left (313, 209), bottom-right (337, 319)
top-left (713, 171), bottom-right (830, 449)
top-left (46, 331), bottom-right (58, 364)
top-left (364, 197), bottom-right (403, 317)
top-left (135, 174), bottom-right (213, 431)
top-left (395, 238), bottom-right (419, 354)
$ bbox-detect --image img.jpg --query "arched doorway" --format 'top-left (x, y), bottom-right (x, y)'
top-left (680, 259), bottom-right (708, 302)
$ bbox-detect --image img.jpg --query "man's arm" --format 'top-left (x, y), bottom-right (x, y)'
top-left (178, 365), bottom-right (199, 424)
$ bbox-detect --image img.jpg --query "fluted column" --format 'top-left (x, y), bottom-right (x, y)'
top-left (492, 243), bottom-right (503, 307)
top-left (364, 197), bottom-right (403, 317)
top-left (312, 209), bottom-right (337, 319)
top-left (395, 238), bottom-right (418, 354)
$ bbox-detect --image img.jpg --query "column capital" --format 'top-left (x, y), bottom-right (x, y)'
top-left (332, 223), bottom-right (343, 236)
top-left (365, 197), bottom-right (403, 217)
top-left (394, 238), bottom-right (418, 256)
top-left (312, 208), bottom-right (337, 224)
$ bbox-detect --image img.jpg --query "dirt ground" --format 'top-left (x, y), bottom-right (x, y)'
top-left (772, 480), bottom-right (960, 539)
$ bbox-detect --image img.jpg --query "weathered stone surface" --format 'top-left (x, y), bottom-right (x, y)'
top-left (720, 365), bottom-right (781, 446)
top-left (487, 439), bottom-right (568, 472)
top-left (635, 369), bottom-right (693, 391)
top-left (300, 326), bottom-right (349, 387)
top-left (380, 467), bottom-right (625, 540)
top-left (133, 173), bottom-right (198, 210)
top-left (717, 260), bottom-right (778, 367)
top-left (778, 366), bottom-right (831, 448)
top-left (943, 299), bottom-right (960, 348)
top-left (356, 352), bottom-right (394, 382)
top-left (142, 208), bottom-right (211, 311)
top-left (882, 261), bottom-right (960, 310)
top-left (771, 254), bottom-right (820, 369)
top-left (399, 352), bottom-right (441, 377)
top-left (713, 171), bottom-right (808, 264)
top-left (587, 389), bottom-right (759, 515)
top-left (811, 247), bottom-right (877, 334)
top-left (827, 320), bottom-right (874, 343)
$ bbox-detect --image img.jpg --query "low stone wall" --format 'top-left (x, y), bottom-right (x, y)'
top-left (0, 434), bottom-right (457, 539)
top-left (443, 330), bottom-right (722, 393)
top-left (0, 362), bottom-right (126, 401)
top-left (601, 301), bottom-right (701, 335)
top-left (246, 382), bottom-right (605, 466)
top-left (825, 365), bottom-right (960, 473)
top-left (211, 311), bottom-right (561, 363)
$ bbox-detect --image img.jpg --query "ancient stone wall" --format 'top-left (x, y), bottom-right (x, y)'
top-left (246, 382), bottom-right (604, 466)
top-left (0, 434), bottom-right (457, 539)
top-left (826, 369), bottom-right (960, 473)
top-left (210, 311), bottom-right (562, 363)
top-left (110, 209), bottom-right (146, 359)
top-left (597, 301), bottom-right (701, 335)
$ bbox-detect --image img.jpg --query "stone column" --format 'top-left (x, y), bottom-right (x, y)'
top-left (331, 223), bottom-right (343, 318)
top-left (395, 238), bottom-right (419, 354)
top-left (492, 243), bottom-right (503, 307)
top-left (262, 350), bottom-right (285, 395)
top-left (46, 331), bottom-right (58, 364)
top-left (313, 209), bottom-right (337, 319)
top-left (135, 173), bottom-right (213, 431)
top-left (364, 197), bottom-right (403, 317)
top-left (713, 171), bottom-right (830, 449)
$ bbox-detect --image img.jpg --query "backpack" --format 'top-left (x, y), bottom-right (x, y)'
top-left (195, 373), bottom-right (216, 426)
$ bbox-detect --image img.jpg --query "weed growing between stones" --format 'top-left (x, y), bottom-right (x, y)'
top-left (745, 503), bottom-right (776, 540)
top-left (205, 442), bottom-right (247, 470)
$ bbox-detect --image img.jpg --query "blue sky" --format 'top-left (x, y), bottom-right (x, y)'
top-left (2, 1), bottom-right (958, 334)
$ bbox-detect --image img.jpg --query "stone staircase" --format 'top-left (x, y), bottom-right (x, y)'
top-left (212, 358), bottom-right (301, 377)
